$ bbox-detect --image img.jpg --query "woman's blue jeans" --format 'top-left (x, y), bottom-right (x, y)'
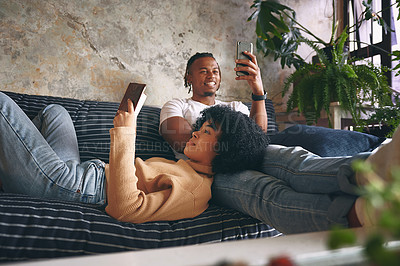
top-left (212, 144), bottom-right (370, 234)
top-left (0, 92), bottom-right (106, 204)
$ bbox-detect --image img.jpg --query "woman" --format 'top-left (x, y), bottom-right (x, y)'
top-left (0, 92), bottom-right (269, 223)
top-left (159, 52), bottom-right (400, 234)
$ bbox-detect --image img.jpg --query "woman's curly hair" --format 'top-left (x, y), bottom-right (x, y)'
top-left (193, 105), bottom-right (269, 174)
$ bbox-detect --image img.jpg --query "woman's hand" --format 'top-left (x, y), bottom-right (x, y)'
top-left (113, 99), bottom-right (136, 128)
top-left (234, 51), bottom-right (264, 95)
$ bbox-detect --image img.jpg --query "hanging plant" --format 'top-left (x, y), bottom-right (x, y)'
top-left (247, 0), bottom-right (394, 69)
top-left (282, 31), bottom-right (393, 127)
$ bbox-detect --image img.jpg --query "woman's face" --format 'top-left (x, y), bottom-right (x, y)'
top-left (184, 120), bottom-right (221, 165)
top-left (186, 57), bottom-right (221, 99)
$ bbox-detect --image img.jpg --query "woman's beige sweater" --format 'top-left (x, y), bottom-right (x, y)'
top-left (105, 127), bottom-right (213, 224)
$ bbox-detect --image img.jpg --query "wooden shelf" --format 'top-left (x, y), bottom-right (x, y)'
top-left (275, 102), bottom-right (372, 131)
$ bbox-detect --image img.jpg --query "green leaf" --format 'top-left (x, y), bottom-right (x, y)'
top-left (343, 64), bottom-right (357, 78)
top-left (364, 233), bottom-right (400, 266)
top-left (256, 21), bottom-right (268, 40)
top-left (328, 226), bottom-right (357, 250)
top-left (280, 56), bottom-right (286, 69)
top-left (361, 0), bottom-right (393, 34)
top-left (257, 9), bottom-right (287, 39)
top-left (397, 0), bottom-right (400, 20)
top-left (247, 10), bottom-right (259, 22)
top-left (249, 0), bottom-right (305, 69)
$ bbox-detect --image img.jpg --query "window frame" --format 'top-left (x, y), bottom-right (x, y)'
top-left (342, 0), bottom-right (392, 86)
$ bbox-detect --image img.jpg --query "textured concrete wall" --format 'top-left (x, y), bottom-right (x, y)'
top-left (0, 0), bottom-right (332, 108)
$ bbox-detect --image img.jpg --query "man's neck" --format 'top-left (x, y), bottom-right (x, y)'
top-left (191, 95), bottom-right (216, 106)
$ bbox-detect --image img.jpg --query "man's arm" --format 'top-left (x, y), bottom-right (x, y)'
top-left (249, 96), bottom-right (268, 132)
top-left (160, 116), bottom-right (193, 153)
top-left (235, 51), bottom-right (268, 132)
top-left (159, 99), bottom-right (194, 153)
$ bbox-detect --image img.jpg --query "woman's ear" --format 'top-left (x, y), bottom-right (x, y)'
top-left (213, 142), bottom-right (221, 155)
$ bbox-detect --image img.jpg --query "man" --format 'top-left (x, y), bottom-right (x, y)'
top-left (159, 52), bottom-right (268, 153)
top-left (159, 51), bottom-right (398, 234)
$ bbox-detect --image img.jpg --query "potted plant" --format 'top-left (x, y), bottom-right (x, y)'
top-left (281, 30), bottom-right (393, 127)
top-left (247, 0), bottom-right (393, 69)
top-left (247, 0), bottom-right (396, 127)
top-left (358, 99), bottom-right (400, 138)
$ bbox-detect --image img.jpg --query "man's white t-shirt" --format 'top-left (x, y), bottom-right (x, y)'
top-left (159, 98), bottom-right (250, 128)
top-left (159, 98), bottom-right (250, 160)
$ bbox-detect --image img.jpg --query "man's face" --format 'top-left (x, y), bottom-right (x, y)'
top-left (187, 57), bottom-right (221, 98)
top-left (184, 120), bottom-right (220, 166)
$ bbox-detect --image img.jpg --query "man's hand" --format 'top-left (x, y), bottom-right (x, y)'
top-left (113, 99), bottom-right (136, 128)
top-left (234, 51), bottom-right (268, 132)
top-left (234, 51), bottom-right (264, 96)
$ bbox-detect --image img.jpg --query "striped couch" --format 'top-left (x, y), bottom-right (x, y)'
top-left (0, 91), bottom-right (281, 262)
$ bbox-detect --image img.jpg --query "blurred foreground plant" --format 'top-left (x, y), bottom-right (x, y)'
top-left (328, 160), bottom-right (400, 265)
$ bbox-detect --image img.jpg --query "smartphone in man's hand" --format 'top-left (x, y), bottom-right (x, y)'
top-left (236, 41), bottom-right (253, 76)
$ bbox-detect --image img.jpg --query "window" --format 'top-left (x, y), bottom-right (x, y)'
top-left (342, 0), bottom-right (397, 89)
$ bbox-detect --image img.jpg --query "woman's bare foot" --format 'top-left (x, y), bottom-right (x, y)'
top-left (356, 125), bottom-right (400, 186)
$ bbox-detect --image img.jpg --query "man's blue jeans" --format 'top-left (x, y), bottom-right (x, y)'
top-left (0, 92), bottom-right (106, 204)
top-left (212, 145), bottom-right (370, 234)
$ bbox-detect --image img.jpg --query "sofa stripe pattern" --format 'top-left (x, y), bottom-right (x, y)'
top-left (0, 91), bottom-right (281, 262)
top-left (0, 193), bottom-right (281, 261)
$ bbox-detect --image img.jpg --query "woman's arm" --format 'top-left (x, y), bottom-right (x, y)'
top-left (106, 100), bottom-right (194, 223)
top-left (106, 99), bottom-right (142, 221)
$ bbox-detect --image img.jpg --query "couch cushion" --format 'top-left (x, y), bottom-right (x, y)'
top-left (244, 99), bottom-right (278, 136)
top-left (3, 91), bottom-right (176, 162)
top-left (0, 193), bottom-right (281, 261)
top-left (269, 124), bottom-right (386, 157)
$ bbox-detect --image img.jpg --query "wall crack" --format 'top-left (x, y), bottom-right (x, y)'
top-left (110, 57), bottom-right (126, 70)
top-left (63, 12), bottom-right (100, 56)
